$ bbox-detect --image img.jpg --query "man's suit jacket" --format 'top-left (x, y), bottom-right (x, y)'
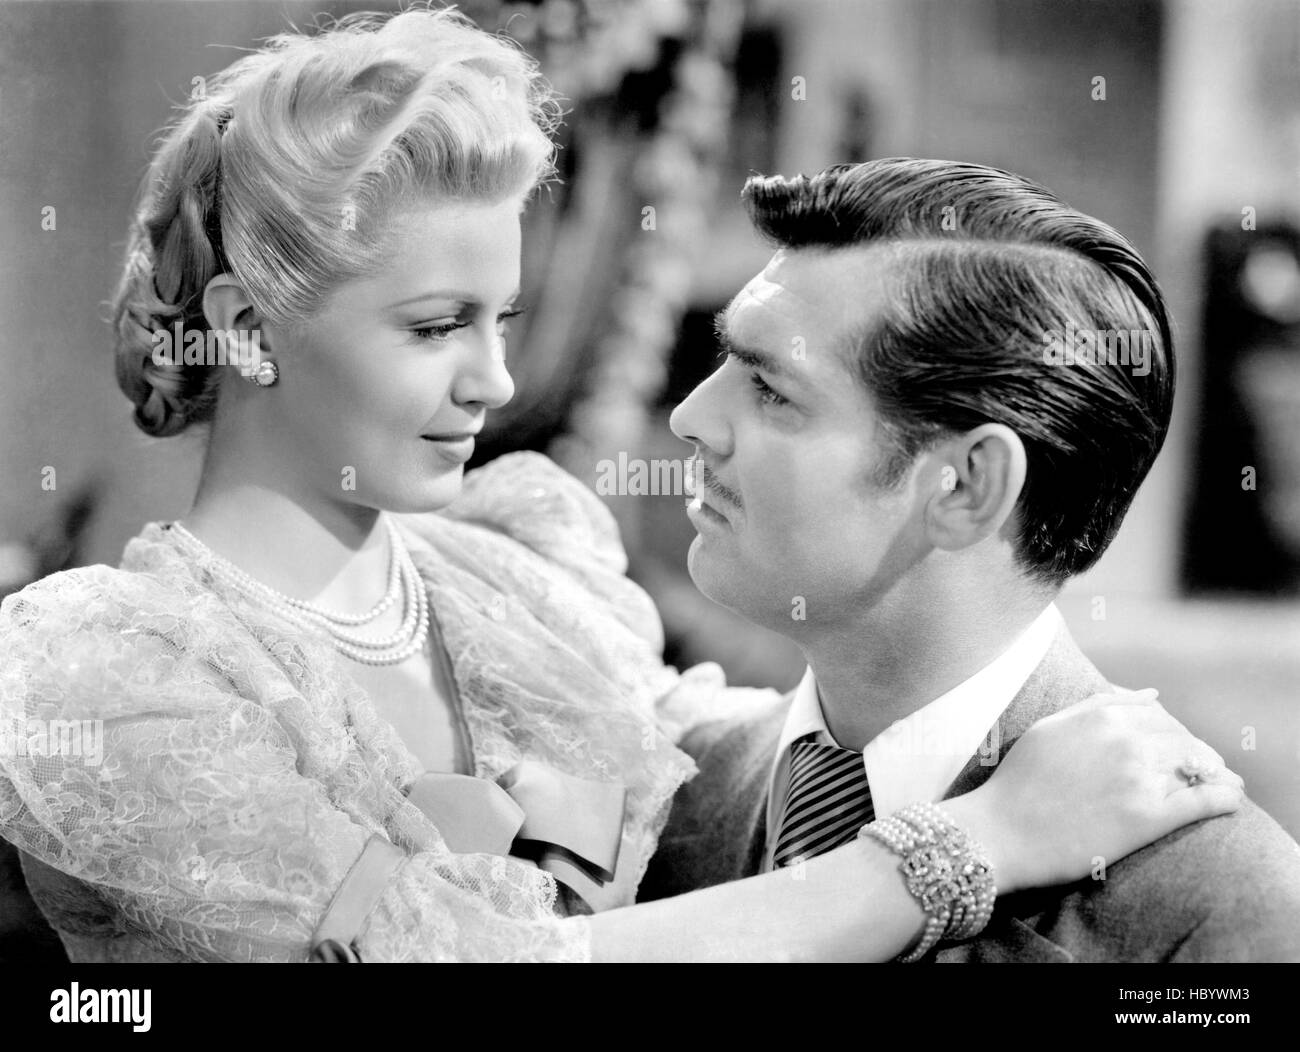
top-left (639, 626), bottom-right (1300, 961)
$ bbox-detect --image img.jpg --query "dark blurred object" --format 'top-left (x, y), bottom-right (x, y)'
top-left (0, 482), bottom-right (98, 964)
top-left (0, 851), bottom-right (65, 964)
top-left (726, 24), bottom-right (782, 179)
top-left (1184, 222), bottom-right (1300, 594)
top-left (0, 480), bottom-right (100, 602)
top-left (453, 0), bottom-right (744, 467)
top-left (658, 306), bottom-right (724, 410)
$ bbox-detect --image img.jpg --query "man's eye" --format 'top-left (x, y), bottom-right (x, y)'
top-left (749, 372), bottom-right (789, 407)
top-left (495, 308), bottom-right (524, 343)
top-left (720, 348), bottom-right (788, 407)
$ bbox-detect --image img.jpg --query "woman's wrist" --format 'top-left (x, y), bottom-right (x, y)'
top-left (940, 787), bottom-right (1022, 894)
top-left (859, 802), bottom-right (998, 960)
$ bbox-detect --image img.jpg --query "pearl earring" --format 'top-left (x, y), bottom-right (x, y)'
top-left (244, 360), bottom-right (279, 387)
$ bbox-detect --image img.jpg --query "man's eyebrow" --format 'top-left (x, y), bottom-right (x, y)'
top-left (714, 311), bottom-right (799, 380)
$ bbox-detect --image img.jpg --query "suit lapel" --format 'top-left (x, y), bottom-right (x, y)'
top-left (719, 716), bottom-right (781, 884)
top-left (943, 624), bottom-right (1112, 800)
top-left (640, 692), bottom-right (788, 899)
top-left (936, 624), bottom-right (1113, 963)
top-left (680, 625), bottom-right (1110, 887)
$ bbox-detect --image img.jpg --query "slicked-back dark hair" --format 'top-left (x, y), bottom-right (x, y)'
top-left (742, 158), bottom-right (1175, 586)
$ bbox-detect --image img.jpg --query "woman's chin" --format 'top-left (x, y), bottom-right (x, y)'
top-left (371, 470), bottom-right (467, 515)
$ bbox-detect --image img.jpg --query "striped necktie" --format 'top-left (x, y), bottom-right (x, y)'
top-left (772, 736), bottom-right (874, 868)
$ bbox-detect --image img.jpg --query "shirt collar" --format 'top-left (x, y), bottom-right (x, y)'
top-left (770, 603), bottom-right (1063, 825)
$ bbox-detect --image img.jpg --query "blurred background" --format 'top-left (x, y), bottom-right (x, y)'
top-left (1, 0), bottom-right (1298, 954)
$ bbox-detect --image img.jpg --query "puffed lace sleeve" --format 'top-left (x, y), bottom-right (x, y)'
top-left (437, 451), bottom-right (780, 746)
top-left (0, 568), bottom-right (589, 962)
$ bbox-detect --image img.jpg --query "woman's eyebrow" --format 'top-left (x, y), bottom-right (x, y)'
top-left (387, 287), bottom-right (523, 311)
top-left (388, 289), bottom-right (473, 309)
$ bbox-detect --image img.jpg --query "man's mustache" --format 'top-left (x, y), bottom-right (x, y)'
top-left (690, 457), bottom-right (743, 510)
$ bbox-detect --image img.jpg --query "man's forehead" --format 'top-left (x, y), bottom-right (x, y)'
top-left (725, 243), bottom-right (894, 341)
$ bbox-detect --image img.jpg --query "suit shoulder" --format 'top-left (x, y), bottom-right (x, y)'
top-left (1145, 800), bottom-right (1300, 960)
top-left (1121, 798), bottom-right (1300, 893)
top-left (675, 687), bottom-right (792, 768)
top-left (1025, 799), bottom-right (1300, 961)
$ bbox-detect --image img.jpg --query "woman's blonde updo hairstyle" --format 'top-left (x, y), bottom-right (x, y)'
top-left (112, 5), bottom-right (560, 437)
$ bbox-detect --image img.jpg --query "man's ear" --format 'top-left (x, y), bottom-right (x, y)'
top-left (922, 423), bottom-right (1027, 552)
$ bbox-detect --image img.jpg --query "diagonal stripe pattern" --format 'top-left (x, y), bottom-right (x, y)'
top-left (772, 737), bottom-right (874, 868)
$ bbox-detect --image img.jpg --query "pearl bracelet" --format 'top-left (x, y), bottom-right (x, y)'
top-left (859, 802), bottom-right (997, 962)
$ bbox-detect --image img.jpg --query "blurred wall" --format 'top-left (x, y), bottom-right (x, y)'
top-left (0, 0), bottom-right (379, 568)
top-left (6, 0), bottom-right (1297, 593)
top-left (693, 0), bottom-right (1300, 606)
top-left (654, 0), bottom-right (1300, 840)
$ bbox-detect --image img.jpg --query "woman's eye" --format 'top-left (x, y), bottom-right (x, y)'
top-left (412, 307), bottom-right (527, 344)
top-left (411, 321), bottom-right (468, 342)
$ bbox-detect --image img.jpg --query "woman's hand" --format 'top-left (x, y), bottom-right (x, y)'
top-left (943, 689), bottom-right (1245, 895)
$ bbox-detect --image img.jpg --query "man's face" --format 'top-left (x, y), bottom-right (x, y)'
top-left (669, 245), bottom-right (930, 629)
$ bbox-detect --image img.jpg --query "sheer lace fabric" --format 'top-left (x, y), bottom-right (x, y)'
top-left (0, 452), bottom-right (775, 961)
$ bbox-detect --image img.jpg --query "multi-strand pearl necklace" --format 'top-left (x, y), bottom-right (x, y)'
top-left (169, 515), bottom-right (430, 666)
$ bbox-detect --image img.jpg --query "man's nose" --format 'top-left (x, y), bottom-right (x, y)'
top-left (669, 369), bottom-right (732, 458)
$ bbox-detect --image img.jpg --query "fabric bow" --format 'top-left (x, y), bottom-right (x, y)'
top-left (404, 760), bottom-right (627, 910)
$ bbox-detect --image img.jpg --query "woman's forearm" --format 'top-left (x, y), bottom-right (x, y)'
top-left (587, 835), bottom-right (928, 962)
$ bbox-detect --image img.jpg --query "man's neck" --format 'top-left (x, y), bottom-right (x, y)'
top-left (801, 586), bottom-right (1055, 752)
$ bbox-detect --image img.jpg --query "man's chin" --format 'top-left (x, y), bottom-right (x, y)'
top-left (685, 538), bottom-right (745, 612)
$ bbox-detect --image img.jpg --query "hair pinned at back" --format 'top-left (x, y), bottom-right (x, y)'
top-left (112, 5), bottom-right (560, 438)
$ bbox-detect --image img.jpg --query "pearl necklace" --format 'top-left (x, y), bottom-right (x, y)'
top-left (168, 515), bottom-right (430, 666)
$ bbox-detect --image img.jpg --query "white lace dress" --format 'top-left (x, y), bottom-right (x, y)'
top-left (0, 452), bottom-right (771, 962)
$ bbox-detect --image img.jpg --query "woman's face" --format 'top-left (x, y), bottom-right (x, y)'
top-left (260, 197), bottom-right (523, 514)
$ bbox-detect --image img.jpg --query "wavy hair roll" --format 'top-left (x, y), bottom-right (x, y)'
top-left (112, 5), bottom-right (560, 437)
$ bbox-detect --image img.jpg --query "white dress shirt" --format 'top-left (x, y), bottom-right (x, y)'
top-left (762, 603), bottom-right (1063, 872)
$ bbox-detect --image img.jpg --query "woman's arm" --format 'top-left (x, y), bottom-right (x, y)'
top-left (592, 833), bottom-right (920, 962)
top-left (0, 583), bottom-right (1241, 963)
top-left (589, 690), bottom-right (1244, 962)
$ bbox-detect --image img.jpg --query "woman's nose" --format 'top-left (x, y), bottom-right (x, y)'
top-left (455, 333), bottom-right (515, 410)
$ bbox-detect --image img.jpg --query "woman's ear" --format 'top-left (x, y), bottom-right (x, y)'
top-left (202, 274), bottom-right (260, 334)
top-left (923, 423), bottom-right (1027, 552)
top-left (202, 275), bottom-right (274, 378)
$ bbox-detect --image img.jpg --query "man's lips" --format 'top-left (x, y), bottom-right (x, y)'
top-left (687, 491), bottom-right (727, 516)
top-left (685, 457), bottom-right (738, 519)
top-left (685, 493), bottom-right (732, 531)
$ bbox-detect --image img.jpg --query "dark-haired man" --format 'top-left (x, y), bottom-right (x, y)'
top-left (639, 158), bottom-right (1300, 961)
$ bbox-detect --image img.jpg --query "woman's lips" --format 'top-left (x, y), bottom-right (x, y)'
top-left (421, 433), bottom-right (476, 464)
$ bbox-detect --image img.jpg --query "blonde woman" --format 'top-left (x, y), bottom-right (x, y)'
top-left (0, 7), bottom-right (1240, 963)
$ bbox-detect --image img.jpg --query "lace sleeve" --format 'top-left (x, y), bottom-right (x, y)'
top-left (439, 451), bottom-right (783, 746)
top-left (0, 571), bottom-right (589, 962)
